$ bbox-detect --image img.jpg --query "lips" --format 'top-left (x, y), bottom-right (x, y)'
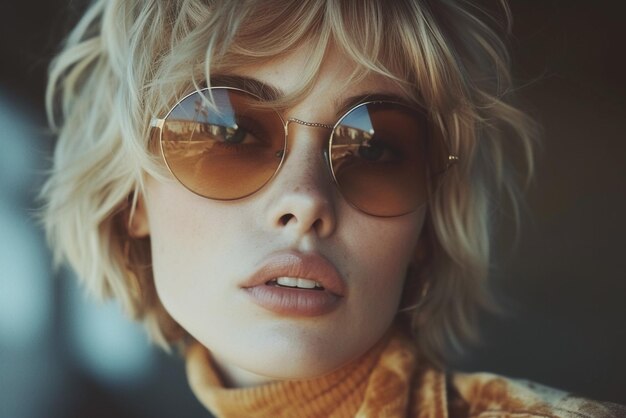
top-left (240, 250), bottom-right (347, 316)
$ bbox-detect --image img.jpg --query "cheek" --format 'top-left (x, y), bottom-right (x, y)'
top-left (339, 210), bottom-right (424, 323)
top-left (144, 181), bottom-right (247, 322)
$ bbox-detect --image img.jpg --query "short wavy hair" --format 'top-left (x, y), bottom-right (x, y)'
top-left (41, 0), bottom-right (536, 367)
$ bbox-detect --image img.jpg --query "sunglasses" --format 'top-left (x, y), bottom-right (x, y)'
top-left (150, 87), bottom-right (458, 217)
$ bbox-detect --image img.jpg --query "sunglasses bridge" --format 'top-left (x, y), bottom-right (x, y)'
top-left (286, 117), bottom-right (334, 131)
top-left (280, 117), bottom-right (336, 165)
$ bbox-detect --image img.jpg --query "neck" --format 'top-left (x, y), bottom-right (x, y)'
top-left (184, 323), bottom-right (427, 418)
top-left (210, 351), bottom-right (276, 388)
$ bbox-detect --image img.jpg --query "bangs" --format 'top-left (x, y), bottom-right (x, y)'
top-left (150, 0), bottom-right (468, 118)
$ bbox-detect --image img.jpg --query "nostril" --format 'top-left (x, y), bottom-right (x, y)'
top-left (278, 213), bottom-right (324, 233)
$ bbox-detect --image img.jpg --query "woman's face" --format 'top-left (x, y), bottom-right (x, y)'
top-left (137, 44), bottom-right (427, 387)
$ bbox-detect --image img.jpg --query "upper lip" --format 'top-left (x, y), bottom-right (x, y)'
top-left (240, 250), bottom-right (347, 296)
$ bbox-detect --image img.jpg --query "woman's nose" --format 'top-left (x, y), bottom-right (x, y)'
top-left (261, 124), bottom-right (338, 239)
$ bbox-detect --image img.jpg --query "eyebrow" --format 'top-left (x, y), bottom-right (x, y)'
top-left (335, 93), bottom-right (416, 117)
top-left (210, 74), bottom-right (416, 117)
top-left (210, 75), bottom-right (284, 102)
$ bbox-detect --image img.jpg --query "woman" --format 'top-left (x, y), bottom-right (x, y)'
top-left (41, 0), bottom-right (624, 416)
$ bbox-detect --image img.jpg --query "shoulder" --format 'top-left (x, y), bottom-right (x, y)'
top-left (445, 371), bottom-right (626, 418)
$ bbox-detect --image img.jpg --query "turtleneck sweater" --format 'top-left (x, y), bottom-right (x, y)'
top-left (185, 324), bottom-right (625, 418)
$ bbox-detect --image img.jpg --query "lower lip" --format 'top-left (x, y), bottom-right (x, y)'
top-left (244, 284), bottom-right (342, 317)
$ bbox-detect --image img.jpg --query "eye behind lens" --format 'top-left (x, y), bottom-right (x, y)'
top-left (160, 87), bottom-right (286, 201)
top-left (328, 101), bottom-right (432, 216)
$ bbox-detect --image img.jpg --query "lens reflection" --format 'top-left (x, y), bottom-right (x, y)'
top-left (161, 88), bottom-right (285, 200)
top-left (330, 102), bottom-right (429, 217)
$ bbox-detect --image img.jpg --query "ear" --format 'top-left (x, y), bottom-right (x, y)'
top-left (127, 194), bottom-right (150, 238)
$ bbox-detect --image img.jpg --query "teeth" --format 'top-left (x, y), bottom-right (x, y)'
top-left (275, 276), bottom-right (323, 289)
top-left (296, 278), bottom-right (317, 289)
top-left (276, 277), bottom-right (298, 287)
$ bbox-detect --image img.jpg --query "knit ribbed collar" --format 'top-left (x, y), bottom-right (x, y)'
top-left (185, 324), bottom-right (449, 418)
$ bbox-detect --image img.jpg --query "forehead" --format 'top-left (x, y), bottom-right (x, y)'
top-left (225, 42), bottom-right (410, 110)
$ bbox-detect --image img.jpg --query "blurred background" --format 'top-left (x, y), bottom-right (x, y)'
top-left (0, 1), bottom-right (624, 417)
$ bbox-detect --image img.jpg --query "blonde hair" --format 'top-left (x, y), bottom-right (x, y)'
top-left (41, 0), bottom-right (536, 366)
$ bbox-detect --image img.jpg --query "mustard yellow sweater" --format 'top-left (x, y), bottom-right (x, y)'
top-left (185, 325), bottom-right (623, 417)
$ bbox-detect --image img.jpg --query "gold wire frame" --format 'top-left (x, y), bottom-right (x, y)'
top-left (149, 86), bottom-right (459, 217)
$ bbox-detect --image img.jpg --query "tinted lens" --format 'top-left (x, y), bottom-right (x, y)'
top-left (330, 102), bottom-right (431, 217)
top-left (161, 88), bottom-right (286, 199)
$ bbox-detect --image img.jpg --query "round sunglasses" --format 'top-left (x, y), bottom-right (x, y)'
top-left (150, 87), bottom-right (458, 217)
